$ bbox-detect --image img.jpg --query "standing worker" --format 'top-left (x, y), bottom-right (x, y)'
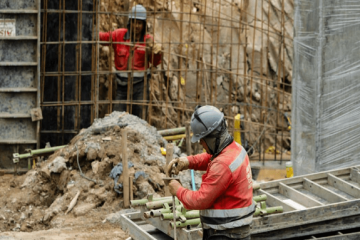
top-left (99, 5), bottom-right (162, 119)
top-left (167, 105), bottom-right (255, 240)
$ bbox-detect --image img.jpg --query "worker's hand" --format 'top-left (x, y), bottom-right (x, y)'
top-left (166, 156), bottom-right (189, 176)
top-left (169, 179), bottom-right (182, 196)
top-left (146, 36), bottom-right (162, 54)
top-left (151, 43), bottom-right (162, 54)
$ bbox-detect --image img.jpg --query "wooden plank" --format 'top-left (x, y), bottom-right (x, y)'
top-left (350, 167), bottom-right (360, 184)
top-left (303, 178), bottom-right (348, 203)
top-left (258, 189), bottom-right (296, 212)
top-left (328, 173), bottom-right (360, 198)
top-left (279, 182), bottom-right (323, 208)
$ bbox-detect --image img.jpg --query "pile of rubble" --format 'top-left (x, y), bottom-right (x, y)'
top-left (0, 112), bottom-right (201, 233)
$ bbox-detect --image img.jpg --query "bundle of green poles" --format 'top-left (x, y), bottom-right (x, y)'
top-left (131, 190), bottom-right (284, 230)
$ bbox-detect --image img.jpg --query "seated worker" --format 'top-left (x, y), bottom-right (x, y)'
top-left (99, 4), bottom-right (162, 119)
top-left (167, 105), bottom-right (255, 240)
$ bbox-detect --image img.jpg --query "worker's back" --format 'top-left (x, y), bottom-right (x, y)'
top-left (199, 141), bottom-right (255, 230)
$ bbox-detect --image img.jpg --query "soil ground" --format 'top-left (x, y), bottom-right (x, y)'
top-left (0, 174), bottom-right (129, 240)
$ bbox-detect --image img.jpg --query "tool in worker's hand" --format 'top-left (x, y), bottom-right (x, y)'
top-left (163, 177), bottom-right (181, 240)
top-left (166, 157), bottom-right (189, 176)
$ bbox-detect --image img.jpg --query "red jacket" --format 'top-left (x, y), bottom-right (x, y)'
top-left (99, 29), bottom-right (161, 71)
top-left (177, 141), bottom-right (255, 230)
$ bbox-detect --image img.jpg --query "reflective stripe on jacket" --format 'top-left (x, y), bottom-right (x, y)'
top-left (99, 29), bottom-right (161, 70)
top-left (176, 141), bottom-right (255, 230)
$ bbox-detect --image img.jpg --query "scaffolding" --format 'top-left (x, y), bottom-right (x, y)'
top-left (39, 0), bottom-right (293, 162)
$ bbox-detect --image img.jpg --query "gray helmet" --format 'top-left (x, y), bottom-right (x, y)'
top-left (190, 105), bottom-right (224, 143)
top-left (128, 5), bottom-right (147, 20)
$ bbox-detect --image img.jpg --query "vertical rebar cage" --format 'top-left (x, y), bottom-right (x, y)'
top-left (40, 0), bottom-right (98, 146)
top-left (37, 0), bottom-right (293, 164)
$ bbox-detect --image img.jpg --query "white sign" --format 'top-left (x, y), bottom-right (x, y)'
top-left (0, 19), bottom-right (16, 37)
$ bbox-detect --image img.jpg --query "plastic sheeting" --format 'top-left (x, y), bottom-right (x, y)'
top-left (109, 162), bottom-right (134, 194)
top-left (292, 0), bottom-right (360, 175)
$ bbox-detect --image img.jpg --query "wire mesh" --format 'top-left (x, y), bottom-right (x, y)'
top-left (40, 0), bottom-right (293, 162)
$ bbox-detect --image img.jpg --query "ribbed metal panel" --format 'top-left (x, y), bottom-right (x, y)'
top-left (0, 0), bottom-right (40, 169)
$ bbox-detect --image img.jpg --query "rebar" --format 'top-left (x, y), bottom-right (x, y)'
top-left (39, 0), bottom-right (292, 162)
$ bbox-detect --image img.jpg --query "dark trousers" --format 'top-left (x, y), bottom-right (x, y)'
top-left (114, 80), bottom-right (148, 119)
top-left (203, 225), bottom-right (251, 240)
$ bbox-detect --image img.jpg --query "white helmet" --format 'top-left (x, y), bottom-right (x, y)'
top-left (190, 105), bottom-right (224, 143)
top-left (129, 5), bottom-right (147, 20)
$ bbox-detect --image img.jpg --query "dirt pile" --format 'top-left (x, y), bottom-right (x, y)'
top-left (0, 112), bottom-right (187, 233)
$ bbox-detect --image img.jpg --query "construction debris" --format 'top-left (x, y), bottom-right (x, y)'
top-left (0, 112), bottom-right (198, 233)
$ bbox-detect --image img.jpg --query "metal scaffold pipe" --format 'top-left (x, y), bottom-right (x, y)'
top-left (158, 127), bottom-right (186, 136)
top-left (30, 145), bottom-right (67, 156)
top-left (13, 145), bottom-right (67, 161)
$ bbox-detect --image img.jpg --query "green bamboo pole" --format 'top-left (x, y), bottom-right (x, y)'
top-left (31, 145), bottom-right (67, 155)
top-left (130, 197), bottom-right (171, 207)
top-left (13, 145), bottom-right (67, 161)
top-left (150, 208), bottom-right (172, 217)
top-left (162, 211), bottom-right (181, 220)
top-left (158, 127), bottom-right (186, 136)
top-left (153, 204), bottom-right (182, 218)
top-left (146, 198), bottom-right (175, 209)
top-left (170, 218), bottom-right (201, 228)
top-left (254, 206), bottom-right (283, 217)
top-left (253, 182), bottom-right (261, 191)
top-left (161, 210), bottom-right (199, 221)
top-left (253, 194), bottom-right (267, 202)
top-left (15, 153), bottom-right (31, 159)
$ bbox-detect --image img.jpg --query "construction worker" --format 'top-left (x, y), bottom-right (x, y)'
top-left (99, 5), bottom-right (162, 119)
top-left (167, 105), bottom-right (255, 240)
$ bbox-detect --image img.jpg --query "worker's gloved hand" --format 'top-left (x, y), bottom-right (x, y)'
top-left (146, 36), bottom-right (162, 54)
top-left (169, 179), bottom-right (182, 196)
top-left (166, 156), bottom-right (189, 176)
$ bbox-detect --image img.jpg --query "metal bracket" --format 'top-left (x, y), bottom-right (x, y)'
top-left (30, 107), bottom-right (43, 121)
top-left (12, 153), bottom-right (19, 164)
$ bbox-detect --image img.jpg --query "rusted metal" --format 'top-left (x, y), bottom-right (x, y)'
top-left (5, 0), bottom-right (295, 168)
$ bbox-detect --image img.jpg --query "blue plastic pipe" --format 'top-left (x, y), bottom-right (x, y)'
top-left (191, 169), bottom-right (196, 190)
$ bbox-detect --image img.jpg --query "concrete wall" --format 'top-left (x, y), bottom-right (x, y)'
top-left (292, 0), bottom-right (360, 175)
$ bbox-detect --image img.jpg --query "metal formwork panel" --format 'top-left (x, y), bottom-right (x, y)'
top-left (0, 0), bottom-right (40, 169)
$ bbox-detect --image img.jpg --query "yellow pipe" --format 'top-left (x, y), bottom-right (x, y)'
top-left (163, 134), bottom-right (185, 141)
top-left (234, 114), bottom-right (242, 145)
top-left (163, 134), bottom-right (190, 141)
